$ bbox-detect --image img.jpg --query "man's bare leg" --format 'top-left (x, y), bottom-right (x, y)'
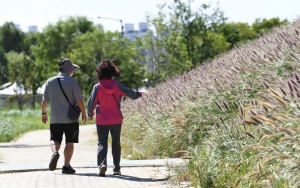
top-left (49, 140), bottom-right (60, 171)
top-left (64, 143), bottom-right (74, 165)
top-left (50, 140), bottom-right (60, 153)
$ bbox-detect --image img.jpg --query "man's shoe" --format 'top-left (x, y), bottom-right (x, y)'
top-left (49, 152), bottom-right (60, 171)
top-left (113, 171), bottom-right (121, 175)
top-left (62, 165), bottom-right (76, 174)
top-left (98, 165), bottom-right (107, 177)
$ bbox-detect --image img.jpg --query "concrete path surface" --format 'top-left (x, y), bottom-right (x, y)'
top-left (0, 124), bottom-right (184, 188)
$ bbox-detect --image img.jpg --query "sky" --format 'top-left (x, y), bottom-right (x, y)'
top-left (0, 0), bottom-right (299, 33)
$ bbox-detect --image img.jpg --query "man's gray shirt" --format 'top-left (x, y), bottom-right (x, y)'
top-left (43, 72), bottom-right (84, 124)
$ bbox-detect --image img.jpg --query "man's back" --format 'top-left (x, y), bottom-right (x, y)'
top-left (43, 72), bottom-right (83, 123)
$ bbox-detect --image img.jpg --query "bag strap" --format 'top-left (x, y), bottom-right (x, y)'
top-left (57, 78), bottom-right (71, 104)
top-left (112, 94), bottom-right (120, 108)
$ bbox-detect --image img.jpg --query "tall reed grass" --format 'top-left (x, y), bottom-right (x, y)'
top-left (121, 18), bottom-right (300, 187)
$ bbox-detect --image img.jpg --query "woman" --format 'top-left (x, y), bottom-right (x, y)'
top-left (87, 59), bottom-right (142, 177)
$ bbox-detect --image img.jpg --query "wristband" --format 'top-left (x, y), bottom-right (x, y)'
top-left (42, 112), bottom-right (47, 115)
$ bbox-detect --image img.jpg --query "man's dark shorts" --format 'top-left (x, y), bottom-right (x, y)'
top-left (50, 122), bottom-right (79, 144)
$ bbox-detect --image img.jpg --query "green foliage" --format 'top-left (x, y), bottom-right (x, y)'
top-left (0, 109), bottom-right (48, 142)
top-left (252, 17), bottom-right (288, 36)
top-left (32, 16), bottom-right (96, 78)
top-left (68, 29), bottom-right (146, 96)
top-left (0, 47), bottom-right (8, 85)
top-left (0, 22), bottom-right (24, 53)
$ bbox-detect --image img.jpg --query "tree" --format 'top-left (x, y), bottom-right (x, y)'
top-left (67, 29), bottom-right (145, 97)
top-left (167, 0), bottom-right (229, 67)
top-left (22, 32), bottom-right (39, 54)
top-left (220, 22), bottom-right (257, 48)
top-left (252, 17), bottom-right (288, 36)
top-left (133, 0), bottom-right (230, 86)
top-left (0, 22), bottom-right (24, 53)
top-left (32, 16), bottom-right (96, 79)
top-left (0, 47), bottom-right (8, 85)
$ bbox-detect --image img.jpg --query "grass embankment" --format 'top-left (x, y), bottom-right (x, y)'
top-left (121, 19), bottom-right (300, 187)
top-left (0, 109), bottom-right (94, 142)
top-left (0, 109), bottom-right (48, 142)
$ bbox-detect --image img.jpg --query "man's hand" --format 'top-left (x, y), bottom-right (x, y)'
top-left (88, 116), bottom-right (93, 121)
top-left (42, 114), bottom-right (48, 124)
top-left (81, 113), bottom-right (87, 124)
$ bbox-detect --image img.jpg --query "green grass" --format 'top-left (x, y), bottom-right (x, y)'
top-left (0, 109), bottom-right (49, 142)
top-left (0, 108), bottom-right (95, 142)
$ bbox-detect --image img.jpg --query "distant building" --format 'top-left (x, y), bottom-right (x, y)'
top-left (14, 24), bottom-right (21, 30)
top-left (28, 25), bottom-right (38, 32)
top-left (123, 22), bottom-right (156, 72)
top-left (123, 22), bottom-right (153, 42)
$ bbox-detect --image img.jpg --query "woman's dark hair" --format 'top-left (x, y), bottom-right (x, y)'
top-left (96, 59), bottom-right (120, 80)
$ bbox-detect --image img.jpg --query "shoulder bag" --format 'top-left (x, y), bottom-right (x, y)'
top-left (57, 78), bottom-right (81, 121)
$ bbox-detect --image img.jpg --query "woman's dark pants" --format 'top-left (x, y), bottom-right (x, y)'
top-left (96, 124), bottom-right (121, 172)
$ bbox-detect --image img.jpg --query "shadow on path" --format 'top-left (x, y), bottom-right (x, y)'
top-left (73, 173), bottom-right (169, 182)
top-left (0, 144), bottom-right (48, 148)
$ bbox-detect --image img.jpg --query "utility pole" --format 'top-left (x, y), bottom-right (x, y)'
top-left (97, 17), bottom-right (123, 36)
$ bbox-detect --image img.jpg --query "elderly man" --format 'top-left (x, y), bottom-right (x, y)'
top-left (41, 57), bottom-right (87, 174)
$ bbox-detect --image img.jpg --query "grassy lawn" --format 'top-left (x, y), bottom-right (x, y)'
top-left (0, 108), bottom-right (94, 142)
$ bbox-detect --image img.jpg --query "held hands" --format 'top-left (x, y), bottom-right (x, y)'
top-left (81, 113), bottom-right (87, 124)
top-left (88, 116), bottom-right (93, 121)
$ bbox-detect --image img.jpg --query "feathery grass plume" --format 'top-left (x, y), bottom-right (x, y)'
top-left (275, 154), bottom-right (293, 159)
top-left (290, 53), bottom-right (300, 61)
top-left (268, 88), bottom-right (282, 97)
top-left (260, 135), bottom-right (273, 143)
top-left (270, 116), bottom-right (285, 124)
top-left (257, 162), bottom-right (262, 172)
top-left (269, 144), bottom-right (281, 153)
top-left (182, 156), bottom-right (193, 159)
top-left (287, 80), bottom-right (294, 97)
top-left (174, 150), bottom-right (188, 155)
top-left (215, 122), bottom-right (220, 128)
top-left (252, 146), bottom-right (269, 151)
top-left (263, 82), bottom-right (270, 89)
top-left (243, 120), bottom-right (258, 126)
top-left (294, 72), bottom-right (300, 83)
top-left (188, 134), bottom-right (193, 143)
top-left (232, 100), bottom-right (239, 109)
top-left (223, 100), bottom-right (229, 111)
top-left (234, 177), bottom-right (243, 188)
top-left (249, 110), bottom-right (257, 115)
top-left (214, 101), bottom-right (223, 111)
top-left (203, 141), bottom-right (215, 149)
top-left (276, 127), bottom-right (294, 135)
top-left (234, 162), bottom-right (242, 171)
top-left (253, 116), bottom-right (279, 127)
top-left (245, 131), bottom-right (255, 139)
top-left (239, 105), bottom-right (244, 120)
top-left (260, 102), bottom-right (275, 110)
top-left (262, 156), bottom-right (276, 164)
top-left (247, 171), bottom-right (260, 178)
top-left (275, 113), bottom-right (290, 120)
top-left (279, 136), bottom-right (297, 142)
top-left (250, 116), bottom-right (262, 124)
top-left (220, 117), bottom-right (225, 124)
top-left (280, 88), bottom-right (287, 96)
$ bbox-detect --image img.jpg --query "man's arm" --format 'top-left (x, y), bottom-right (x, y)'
top-left (41, 100), bottom-right (48, 124)
top-left (77, 100), bottom-right (87, 124)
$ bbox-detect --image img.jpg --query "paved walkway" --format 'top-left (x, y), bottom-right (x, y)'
top-left (0, 125), bottom-right (184, 188)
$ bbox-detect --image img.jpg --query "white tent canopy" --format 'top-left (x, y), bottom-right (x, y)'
top-left (0, 82), bottom-right (45, 97)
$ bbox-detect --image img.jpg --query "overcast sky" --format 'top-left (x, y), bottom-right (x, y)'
top-left (0, 0), bottom-right (299, 33)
